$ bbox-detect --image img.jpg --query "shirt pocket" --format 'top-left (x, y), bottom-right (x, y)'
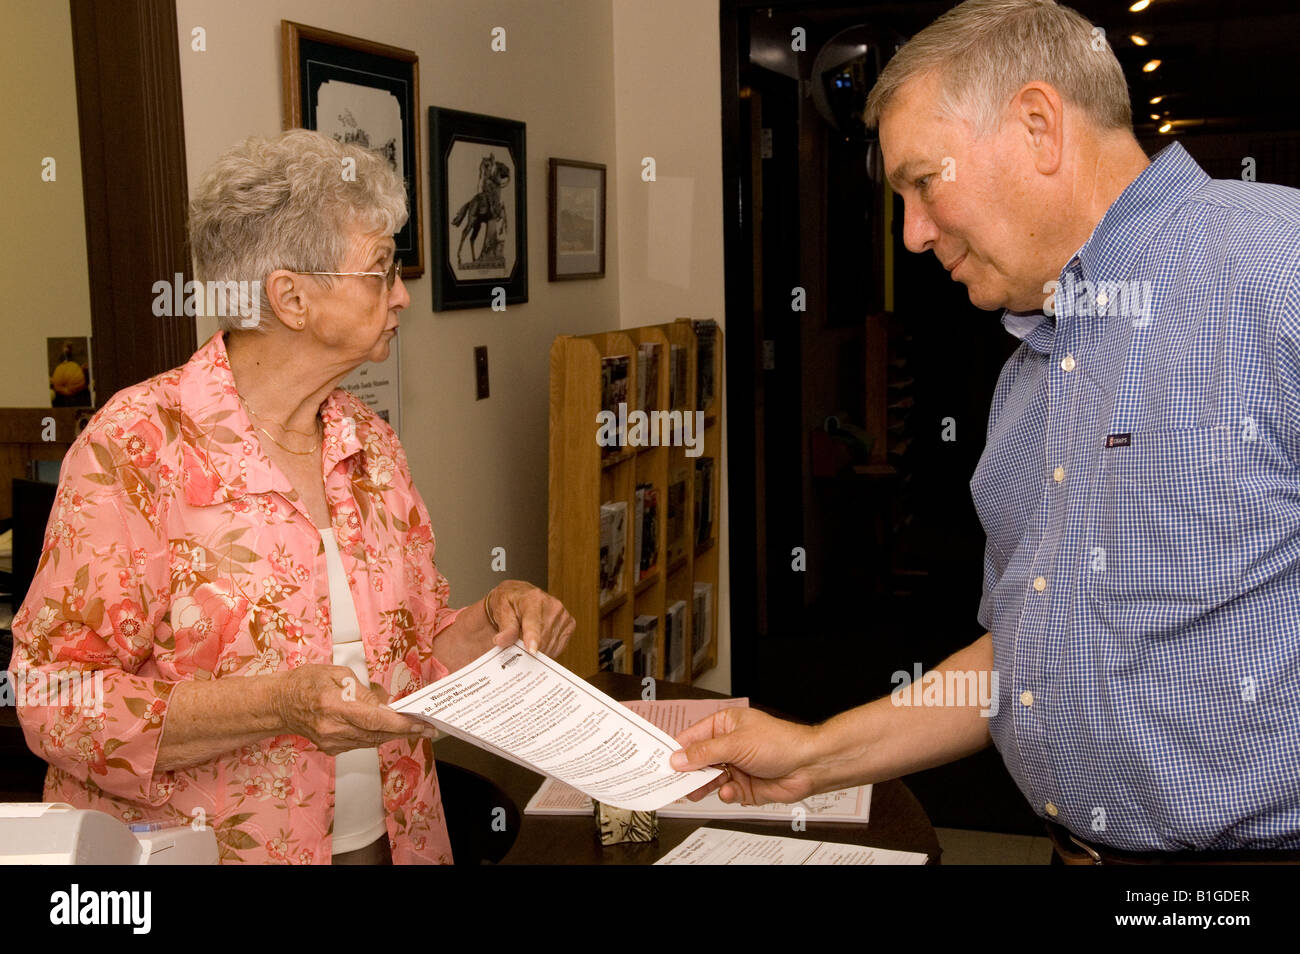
top-left (1089, 425), bottom-right (1241, 635)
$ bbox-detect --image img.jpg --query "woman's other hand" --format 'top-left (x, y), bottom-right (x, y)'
top-left (485, 581), bottom-right (576, 657)
top-left (276, 664), bottom-right (435, 755)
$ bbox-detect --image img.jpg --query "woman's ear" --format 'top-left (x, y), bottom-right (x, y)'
top-left (264, 269), bottom-right (310, 331)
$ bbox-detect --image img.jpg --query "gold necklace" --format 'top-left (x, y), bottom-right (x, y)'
top-left (242, 397), bottom-right (319, 437)
top-left (251, 421), bottom-right (319, 455)
top-left (238, 394), bottom-right (320, 455)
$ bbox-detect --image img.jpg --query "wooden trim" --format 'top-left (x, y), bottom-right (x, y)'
top-left (69, 0), bottom-right (196, 402)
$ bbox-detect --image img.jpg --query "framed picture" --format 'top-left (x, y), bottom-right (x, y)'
top-left (428, 107), bottom-right (527, 311)
top-left (548, 159), bottom-right (606, 281)
top-left (282, 21), bottom-right (423, 280)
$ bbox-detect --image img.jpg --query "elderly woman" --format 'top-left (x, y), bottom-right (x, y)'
top-left (8, 129), bottom-right (574, 864)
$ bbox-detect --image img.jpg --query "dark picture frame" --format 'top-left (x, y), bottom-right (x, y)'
top-left (282, 21), bottom-right (423, 280)
top-left (428, 107), bottom-right (528, 311)
top-left (548, 158), bottom-right (607, 281)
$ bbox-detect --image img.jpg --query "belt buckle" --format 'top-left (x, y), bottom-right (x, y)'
top-left (1068, 832), bottom-right (1104, 864)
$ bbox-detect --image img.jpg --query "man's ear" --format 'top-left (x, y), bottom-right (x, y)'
top-left (264, 269), bottom-right (310, 331)
top-left (1012, 82), bottom-right (1064, 175)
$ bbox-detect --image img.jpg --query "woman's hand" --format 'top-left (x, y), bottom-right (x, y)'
top-left (668, 707), bottom-right (822, 806)
top-left (485, 580), bottom-right (576, 657)
top-left (275, 664), bottom-right (436, 756)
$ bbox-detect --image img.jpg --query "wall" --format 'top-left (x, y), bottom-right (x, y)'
top-left (0, 0), bottom-right (93, 407)
top-left (176, 0), bottom-right (621, 613)
top-left (612, 0), bottom-right (731, 691)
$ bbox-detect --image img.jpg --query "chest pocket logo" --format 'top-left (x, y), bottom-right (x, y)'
top-left (1089, 425), bottom-right (1241, 635)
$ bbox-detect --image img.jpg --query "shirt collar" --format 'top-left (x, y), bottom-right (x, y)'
top-left (997, 142), bottom-right (1209, 354)
top-left (1075, 141), bottom-right (1209, 283)
top-left (1000, 311), bottom-right (1056, 355)
top-left (178, 332), bottom-right (366, 506)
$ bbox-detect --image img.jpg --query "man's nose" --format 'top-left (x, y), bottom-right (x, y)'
top-left (901, 199), bottom-right (939, 255)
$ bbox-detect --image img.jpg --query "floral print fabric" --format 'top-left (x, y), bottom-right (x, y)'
top-left (9, 332), bottom-right (463, 863)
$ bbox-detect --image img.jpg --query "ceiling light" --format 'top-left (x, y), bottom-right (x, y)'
top-left (1149, 113), bottom-right (1160, 120)
top-left (1131, 34), bottom-right (1149, 46)
top-left (1149, 95), bottom-right (1164, 104)
top-left (1142, 59), bottom-right (1162, 72)
top-left (1130, 0), bottom-right (1151, 11)
top-left (1158, 122), bottom-right (1173, 133)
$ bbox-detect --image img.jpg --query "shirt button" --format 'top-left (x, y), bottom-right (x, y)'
top-left (1097, 293), bottom-right (1108, 308)
top-left (1033, 576), bottom-right (1047, 592)
top-left (1020, 690), bottom-right (1034, 707)
top-left (1053, 466), bottom-right (1065, 482)
top-left (1045, 802), bottom-right (1059, 817)
top-left (1060, 354), bottom-right (1076, 372)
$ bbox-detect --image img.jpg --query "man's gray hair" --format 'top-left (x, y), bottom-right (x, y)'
top-left (863, 0), bottom-right (1132, 136)
top-left (188, 128), bottom-right (407, 331)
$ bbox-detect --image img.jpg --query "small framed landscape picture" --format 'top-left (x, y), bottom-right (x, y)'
top-left (429, 107), bottom-right (528, 311)
top-left (548, 158), bottom-right (606, 281)
top-left (282, 21), bottom-right (423, 280)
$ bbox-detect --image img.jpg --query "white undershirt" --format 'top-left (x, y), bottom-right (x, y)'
top-left (320, 527), bottom-right (387, 855)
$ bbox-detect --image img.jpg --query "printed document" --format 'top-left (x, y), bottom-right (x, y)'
top-left (655, 828), bottom-right (928, 865)
top-left (390, 642), bottom-right (722, 811)
top-left (525, 697), bottom-right (872, 822)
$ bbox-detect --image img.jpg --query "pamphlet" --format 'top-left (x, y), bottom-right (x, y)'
top-left (655, 828), bottom-right (928, 865)
top-left (390, 642), bottom-right (722, 811)
top-left (523, 697), bottom-right (872, 823)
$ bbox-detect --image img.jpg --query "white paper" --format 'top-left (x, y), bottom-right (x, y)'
top-left (654, 828), bottom-right (928, 866)
top-left (525, 775), bottom-right (872, 823)
top-left (522, 697), bottom-right (873, 823)
top-left (391, 642), bottom-right (722, 811)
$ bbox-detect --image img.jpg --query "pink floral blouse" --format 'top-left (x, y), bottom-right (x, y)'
top-left (8, 331), bottom-right (465, 863)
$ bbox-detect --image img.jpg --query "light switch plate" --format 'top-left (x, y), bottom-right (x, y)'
top-left (474, 346), bottom-right (489, 400)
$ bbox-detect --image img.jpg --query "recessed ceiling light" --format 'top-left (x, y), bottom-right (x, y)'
top-left (1149, 95), bottom-right (1164, 104)
top-left (1131, 34), bottom-right (1149, 46)
top-left (1142, 59), bottom-right (1162, 72)
top-left (1130, 0), bottom-right (1151, 12)
top-left (1158, 122), bottom-right (1173, 133)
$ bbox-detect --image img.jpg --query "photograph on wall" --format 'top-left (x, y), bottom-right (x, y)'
top-left (429, 107), bottom-right (528, 310)
top-left (548, 158), bottom-right (606, 281)
top-left (47, 336), bottom-right (92, 408)
top-left (282, 21), bottom-right (423, 279)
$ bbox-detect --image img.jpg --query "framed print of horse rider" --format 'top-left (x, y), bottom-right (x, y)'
top-left (282, 21), bottom-right (424, 280)
top-left (428, 107), bottom-right (528, 311)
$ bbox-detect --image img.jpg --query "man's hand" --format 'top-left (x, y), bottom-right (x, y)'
top-left (669, 707), bottom-right (822, 806)
top-left (486, 580), bottom-right (576, 656)
top-left (276, 665), bottom-right (436, 756)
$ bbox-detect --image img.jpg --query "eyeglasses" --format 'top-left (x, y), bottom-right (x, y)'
top-left (294, 258), bottom-right (402, 291)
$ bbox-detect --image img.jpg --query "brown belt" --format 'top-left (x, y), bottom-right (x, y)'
top-left (1046, 821), bottom-right (1300, 865)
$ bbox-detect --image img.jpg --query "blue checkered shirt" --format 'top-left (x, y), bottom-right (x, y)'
top-left (973, 142), bottom-right (1300, 851)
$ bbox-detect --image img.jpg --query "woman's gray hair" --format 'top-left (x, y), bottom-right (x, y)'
top-left (863, 0), bottom-right (1131, 137)
top-left (188, 128), bottom-right (407, 331)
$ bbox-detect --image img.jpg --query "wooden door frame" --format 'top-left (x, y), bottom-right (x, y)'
top-left (69, 0), bottom-right (195, 401)
top-left (0, 1), bottom-right (193, 520)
